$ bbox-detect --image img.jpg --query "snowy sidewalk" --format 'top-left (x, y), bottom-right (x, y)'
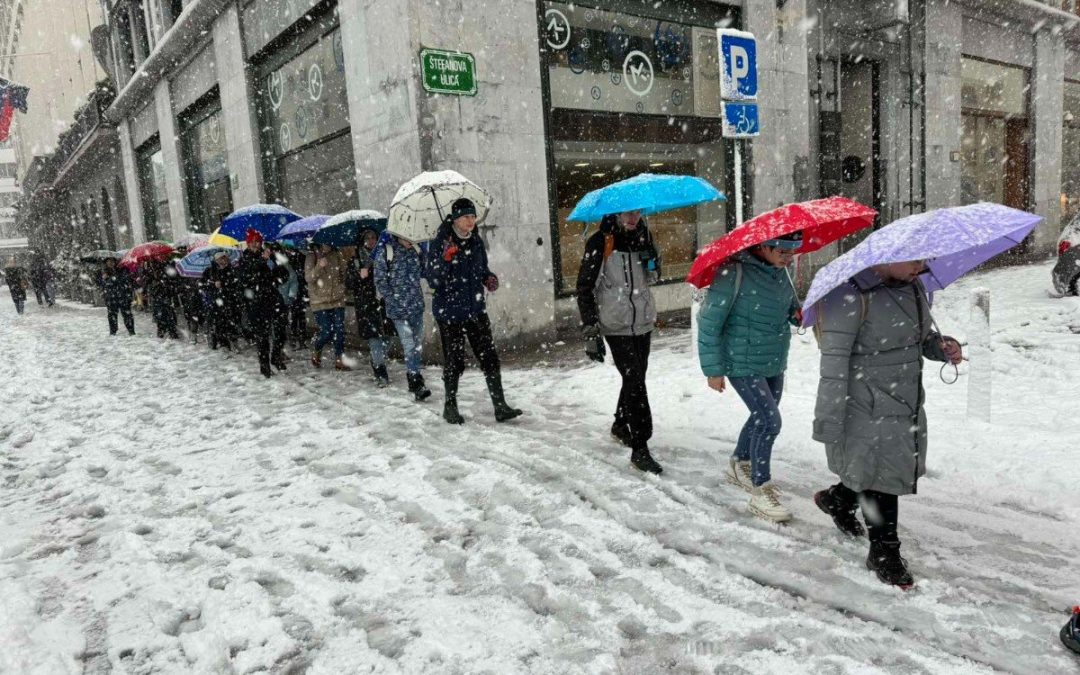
top-left (1, 262), bottom-right (1078, 674)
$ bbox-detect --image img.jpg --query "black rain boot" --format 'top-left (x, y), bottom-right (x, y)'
top-left (1061, 607), bottom-right (1080, 656)
top-left (630, 445), bottom-right (663, 475)
top-left (814, 487), bottom-right (866, 537)
top-left (486, 372), bottom-right (522, 422)
top-left (443, 374), bottom-right (464, 424)
top-left (260, 361), bottom-right (273, 378)
top-left (610, 421), bottom-right (632, 447)
top-left (866, 540), bottom-right (914, 588)
top-left (272, 350), bottom-right (288, 371)
top-left (372, 364), bottom-right (390, 388)
top-left (407, 373), bottom-right (431, 401)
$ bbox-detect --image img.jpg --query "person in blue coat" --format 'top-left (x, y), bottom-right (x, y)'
top-left (425, 198), bottom-right (521, 424)
top-left (373, 229), bottom-right (432, 401)
top-left (697, 232), bottom-right (802, 522)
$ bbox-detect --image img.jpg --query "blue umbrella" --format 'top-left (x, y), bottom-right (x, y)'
top-left (176, 246), bottom-right (241, 279)
top-left (312, 209), bottom-right (388, 248)
top-left (568, 173), bottom-right (725, 223)
top-left (219, 204), bottom-right (301, 242)
top-left (802, 202), bottom-right (1041, 326)
top-left (275, 214), bottom-right (330, 244)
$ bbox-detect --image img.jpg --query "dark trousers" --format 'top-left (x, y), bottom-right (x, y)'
top-left (437, 313), bottom-right (502, 401)
top-left (107, 302), bottom-right (135, 335)
top-left (152, 301), bottom-right (179, 338)
top-left (829, 483), bottom-right (899, 544)
top-left (250, 301), bottom-right (288, 371)
top-left (289, 299), bottom-right (308, 345)
top-left (605, 332), bottom-right (653, 449)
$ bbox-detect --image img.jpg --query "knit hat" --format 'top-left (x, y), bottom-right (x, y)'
top-left (245, 228), bottom-right (264, 246)
top-left (449, 198), bottom-right (477, 220)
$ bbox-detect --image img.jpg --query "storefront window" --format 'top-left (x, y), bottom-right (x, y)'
top-left (181, 96), bottom-right (232, 233)
top-left (542, 1), bottom-right (737, 293)
top-left (255, 24), bottom-right (356, 216)
top-left (1062, 80), bottom-right (1080, 225)
top-left (136, 138), bottom-right (169, 241)
top-left (960, 57), bottom-right (1030, 212)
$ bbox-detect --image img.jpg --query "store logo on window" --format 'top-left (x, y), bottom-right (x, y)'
top-left (545, 8), bottom-right (571, 50)
top-left (279, 123), bottom-right (292, 153)
top-left (208, 115), bottom-right (221, 144)
top-left (623, 50), bottom-right (654, 97)
top-left (308, 64), bottom-right (324, 102)
top-left (268, 71), bottom-right (285, 111)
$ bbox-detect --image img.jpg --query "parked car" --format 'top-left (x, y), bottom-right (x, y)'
top-left (1052, 214), bottom-right (1080, 296)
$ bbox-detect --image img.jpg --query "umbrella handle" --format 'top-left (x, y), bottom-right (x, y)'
top-left (785, 268), bottom-right (807, 335)
top-left (430, 186), bottom-right (446, 223)
top-left (939, 361), bottom-right (959, 385)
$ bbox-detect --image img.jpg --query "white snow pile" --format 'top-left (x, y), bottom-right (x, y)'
top-left (0, 261), bottom-right (1078, 674)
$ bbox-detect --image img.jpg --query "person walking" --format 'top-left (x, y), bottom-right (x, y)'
top-left (287, 247), bottom-right (309, 350)
top-left (575, 210), bottom-right (663, 474)
top-left (305, 243), bottom-right (350, 371)
top-left (697, 232), bottom-right (803, 522)
top-left (373, 230), bottom-right (431, 401)
top-left (96, 257), bottom-right (135, 335)
top-left (811, 260), bottom-right (962, 588)
top-left (202, 251), bottom-right (242, 351)
top-left (426, 198), bottom-right (520, 424)
top-left (143, 259), bottom-right (181, 339)
top-left (240, 230), bottom-right (290, 377)
top-left (29, 256), bottom-right (55, 307)
top-left (347, 227), bottom-right (395, 387)
top-left (4, 256), bottom-right (28, 315)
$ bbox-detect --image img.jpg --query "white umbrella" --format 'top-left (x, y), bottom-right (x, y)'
top-left (387, 170), bottom-right (491, 243)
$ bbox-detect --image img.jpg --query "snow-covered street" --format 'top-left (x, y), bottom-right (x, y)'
top-left (1, 261), bottom-right (1078, 674)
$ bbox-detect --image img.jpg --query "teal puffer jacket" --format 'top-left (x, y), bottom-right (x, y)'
top-left (697, 252), bottom-right (799, 378)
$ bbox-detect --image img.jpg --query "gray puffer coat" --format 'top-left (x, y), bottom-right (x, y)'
top-left (812, 269), bottom-right (950, 496)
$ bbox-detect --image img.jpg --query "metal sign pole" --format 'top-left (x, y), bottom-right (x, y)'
top-left (734, 139), bottom-right (744, 225)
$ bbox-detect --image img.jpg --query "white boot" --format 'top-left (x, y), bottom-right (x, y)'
top-left (725, 457), bottom-right (753, 493)
top-left (748, 482), bottom-right (792, 522)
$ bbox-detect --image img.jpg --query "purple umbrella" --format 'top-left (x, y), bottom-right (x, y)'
top-left (275, 214), bottom-right (330, 244)
top-left (802, 202), bottom-right (1041, 326)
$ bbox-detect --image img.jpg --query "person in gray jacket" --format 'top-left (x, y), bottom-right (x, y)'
top-left (811, 260), bottom-right (962, 588)
top-left (576, 210), bottom-right (663, 475)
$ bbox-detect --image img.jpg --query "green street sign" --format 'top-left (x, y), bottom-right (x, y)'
top-left (420, 48), bottom-right (477, 96)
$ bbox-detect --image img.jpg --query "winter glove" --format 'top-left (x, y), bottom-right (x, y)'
top-left (483, 275), bottom-right (499, 292)
top-left (442, 242), bottom-right (459, 262)
top-left (582, 324), bottom-right (605, 363)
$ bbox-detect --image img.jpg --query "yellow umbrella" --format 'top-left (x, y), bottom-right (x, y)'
top-left (208, 227), bottom-right (240, 247)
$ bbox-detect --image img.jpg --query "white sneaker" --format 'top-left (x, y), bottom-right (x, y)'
top-left (725, 458), bottom-right (753, 493)
top-left (748, 482), bottom-right (792, 523)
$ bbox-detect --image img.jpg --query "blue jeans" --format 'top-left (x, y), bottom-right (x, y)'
top-left (729, 374), bottom-right (784, 487)
top-left (312, 307), bottom-right (345, 357)
top-left (368, 337), bottom-right (387, 368)
top-left (392, 312), bottom-right (424, 374)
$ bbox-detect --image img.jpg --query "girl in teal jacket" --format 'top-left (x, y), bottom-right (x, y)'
top-left (697, 232), bottom-right (802, 522)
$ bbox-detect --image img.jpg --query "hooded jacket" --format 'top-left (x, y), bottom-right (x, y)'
top-left (304, 249), bottom-right (347, 312)
top-left (576, 214), bottom-right (659, 337)
top-left (373, 233), bottom-right (425, 321)
top-left (425, 220), bottom-right (493, 324)
top-left (96, 265), bottom-right (134, 306)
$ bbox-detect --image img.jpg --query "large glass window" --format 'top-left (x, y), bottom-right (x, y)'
top-left (180, 94), bottom-right (232, 233)
top-left (960, 57), bottom-right (1030, 212)
top-left (1062, 80), bottom-right (1080, 225)
top-left (542, 1), bottom-right (737, 293)
top-left (255, 24), bottom-right (356, 216)
top-left (136, 137), bottom-right (169, 241)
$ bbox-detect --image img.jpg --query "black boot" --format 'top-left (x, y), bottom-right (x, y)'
top-left (260, 361), bottom-right (273, 378)
top-left (272, 351), bottom-right (288, 371)
top-left (1061, 607), bottom-right (1080, 656)
top-left (486, 372), bottom-right (522, 422)
top-left (407, 372), bottom-right (431, 401)
top-left (372, 364), bottom-right (390, 388)
top-left (814, 488), bottom-right (866, 537)
top-left (866, 540), bottom-right (914, 588)
top-left (443, 374), bottom-right (464, 424)
top-left (610, 421), bottom-right (632, 447)
top-left (630, 445), bottom-right (663, 475)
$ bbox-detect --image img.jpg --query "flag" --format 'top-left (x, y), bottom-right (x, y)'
top-left (0, 78), bottom-right (30, 143)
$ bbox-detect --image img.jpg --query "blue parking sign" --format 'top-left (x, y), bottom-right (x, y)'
top-left (722, 101), bottom-right (760, 138)
top-left (718, 29), bottom-right (758, 101)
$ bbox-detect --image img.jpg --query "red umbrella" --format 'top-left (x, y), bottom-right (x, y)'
top-left (119, 241), bottom-right (175, 271)
top-left (686, 196), bottom-right (877, 289)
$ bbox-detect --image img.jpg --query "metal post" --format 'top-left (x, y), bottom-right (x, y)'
top-left (967, 287), bottom-right (991, 422)
top-left (734, 140), bottom-right (744, 225)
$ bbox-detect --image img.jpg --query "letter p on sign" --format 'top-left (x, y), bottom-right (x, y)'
top-left (718, 30), bottom-right (758, 101)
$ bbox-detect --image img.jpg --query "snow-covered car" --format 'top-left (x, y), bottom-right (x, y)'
top-left (1052, 214), bottom-right (1080, 296)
